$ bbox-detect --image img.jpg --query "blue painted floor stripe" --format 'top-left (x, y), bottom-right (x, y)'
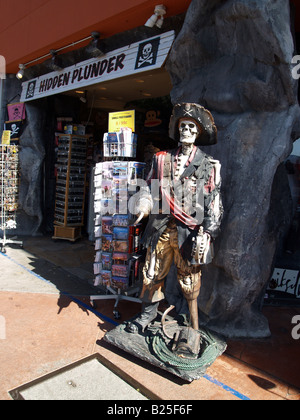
top-left (203, 374), bottom-right (251, 400)
top-left (0, 250), bottom-right (251, 400)
top-left (0, 251), bottom-right (119, 326)
top-left (63, 292), bottom-right (119, 326)
top-left (0, 251), bottom-right (54, 284)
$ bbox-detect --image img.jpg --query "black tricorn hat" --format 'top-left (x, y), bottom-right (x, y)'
top-left (169, 103), bottom-right (217, 146)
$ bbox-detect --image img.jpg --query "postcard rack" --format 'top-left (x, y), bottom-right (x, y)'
top-left (53, 134), bottom-right (88, 242)
top-left (90, 160), bottom-right (146, 318)
top-left (0, 144), bottom-right (23, 252)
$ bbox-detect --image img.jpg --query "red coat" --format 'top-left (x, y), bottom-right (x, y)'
top-left (141, 146), bottom-right (223, 264)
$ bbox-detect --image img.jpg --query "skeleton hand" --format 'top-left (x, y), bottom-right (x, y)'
top-left (134, 212), bottom-right (145, 226)
top-left (198, 227), bottom-right (210, 255)
top-left (192, 227), bottom-right (211, 264)
top-left (128, 189), bottom-right (153, 222)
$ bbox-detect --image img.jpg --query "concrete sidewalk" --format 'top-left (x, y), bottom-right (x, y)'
top-left (0, 237), bottom-right (299, 401)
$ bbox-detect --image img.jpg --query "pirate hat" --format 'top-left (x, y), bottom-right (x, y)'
top-left (169, 103), bottom-right (217, 146)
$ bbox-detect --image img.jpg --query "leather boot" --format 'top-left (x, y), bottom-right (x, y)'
top-left (126, 302), bottom-right (159, 334)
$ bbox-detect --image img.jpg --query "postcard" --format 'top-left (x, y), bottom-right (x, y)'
top-left (102, 216), bottom-right (113, 234)
top-left (101, 270), bottom-right (112, 287)
top-left (128, 162), bottom-right (146, 185)
top-left (94, 214), bottom-right (102, 226)
top-left (94, 225), bottom-right (102, 237)
top-left (94, 173), bottom-right (102, 187)
top-left (94, 200), bottom-right (102, 213)
top-left (112, 276), bottom-right (128, 290)
top-left (95, 238), bottom-right (102, 250)
top-left (113, 162), bottom-right (128, 177)
top-left (113, 227), bottom-right (129, 241)
top-left (112, 175), bottom-right (127, 189)
top-left (94, 275), bottom-right (102, 287)
top-left (102, 252), bottom-right (112, 270)
top-left (94, 251), bottom-right (101, 262)
top-left (113, 214), bottom-right (130, 227)
top-left (101, 162), bottom-right (113, 180)
top-left (101, 179), bottom-right (113, 198)
top-left (93, 263), bottom-right (102, 275)
top-left (113, 252), bottom-right (129, 265)
top-left (113, 240), bottom-right (129, 253)
top-left (94, 163), bottom-right (102, 176)
top-left (94, 189), bottom-right (102, 201)
top-left (112, 264), bottom-right (128, 278)
top-left (102, 234), bottom-right (113, 252)
top-left (100, 199), bottom-right (116, 215)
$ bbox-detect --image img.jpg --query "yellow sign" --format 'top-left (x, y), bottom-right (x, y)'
top-left (109, 110), bottom-right (135, 133)
top-left (1, 130), bottom-right (11, 145)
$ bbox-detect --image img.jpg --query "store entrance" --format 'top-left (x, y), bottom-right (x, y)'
top-left (44, 67), bottom-right (174, 240)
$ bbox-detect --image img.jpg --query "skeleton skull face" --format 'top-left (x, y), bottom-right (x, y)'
top-left (143, 43), bottom-right (153, 60)
top-left (179, 120), bottom-right (200, 144)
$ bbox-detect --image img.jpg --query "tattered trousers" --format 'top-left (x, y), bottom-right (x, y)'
top-left (140, 219), bottom-right (201, 307)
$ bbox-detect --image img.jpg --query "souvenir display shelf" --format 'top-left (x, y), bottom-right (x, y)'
top-left (90, 159), bottom-right (146, 319)
top-left (53, 134), bottom-right (88, 242)
top-left (0, 144), bottom-right (23, 252)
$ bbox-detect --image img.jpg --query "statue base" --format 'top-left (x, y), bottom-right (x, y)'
top-left (104, 313), bottom-right (227, 382)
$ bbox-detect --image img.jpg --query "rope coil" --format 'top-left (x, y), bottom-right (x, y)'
top-left (121, 323), bottom-right (226, 372)
top-left (148, 330), bottom-right (221, 371)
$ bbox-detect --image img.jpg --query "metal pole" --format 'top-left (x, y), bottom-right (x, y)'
top-left (0, 79), bottom-right (4, 132)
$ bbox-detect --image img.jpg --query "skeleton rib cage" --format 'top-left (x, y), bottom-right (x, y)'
top-left (0, 145), bottom-right (19, 231)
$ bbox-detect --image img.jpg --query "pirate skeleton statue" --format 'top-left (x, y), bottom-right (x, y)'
top-left (127, 103), bottom-right (223, 341)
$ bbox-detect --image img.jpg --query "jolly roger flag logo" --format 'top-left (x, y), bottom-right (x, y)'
top-left (25, 80), bottom-right (36, 99)
top-left (135, 38), bottom-right (160, 70)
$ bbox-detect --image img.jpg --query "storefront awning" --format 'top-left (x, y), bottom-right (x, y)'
top-left (20, 31), bottom-right (175, 103)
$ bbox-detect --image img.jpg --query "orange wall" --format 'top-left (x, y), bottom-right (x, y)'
top-left (0, 0), bottom-right (191, 73)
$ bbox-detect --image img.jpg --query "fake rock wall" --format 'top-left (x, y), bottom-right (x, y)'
top-left (1, 78), bottom-right (46, 236)
top-left (166, 0), bottom-right (300, 338)
top-left (18, 100), bottom-right (46, 235)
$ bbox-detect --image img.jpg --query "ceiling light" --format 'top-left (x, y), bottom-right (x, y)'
top-left (15, 34), bottom-right (92, 79)
top-left (156, 15), bottom-right (165, 28)
top-left (86, 32), bottom-right (104, 58)
top-left (79, 90), bottom-right (87, 103)
top-left (145, 5), bottom-right (166, 28)
top-left (16, 64), bottom-right (25, 80)
top-left (145, 14), bottom-right (158, 28)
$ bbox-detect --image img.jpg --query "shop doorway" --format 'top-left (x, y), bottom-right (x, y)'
top-left (43, 67), bottom-right (175, 239)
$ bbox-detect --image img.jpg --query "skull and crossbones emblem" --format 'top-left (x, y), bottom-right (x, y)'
top-left (10, 124), bottom-right (19, 136)
top-left (138, 43), bottom-right (154, 68)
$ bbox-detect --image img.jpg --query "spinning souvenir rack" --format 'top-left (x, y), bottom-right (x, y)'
top-left (90, 130), bottom-right (145, 318)
top-left (0, 144), bottom-right (23, 252)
